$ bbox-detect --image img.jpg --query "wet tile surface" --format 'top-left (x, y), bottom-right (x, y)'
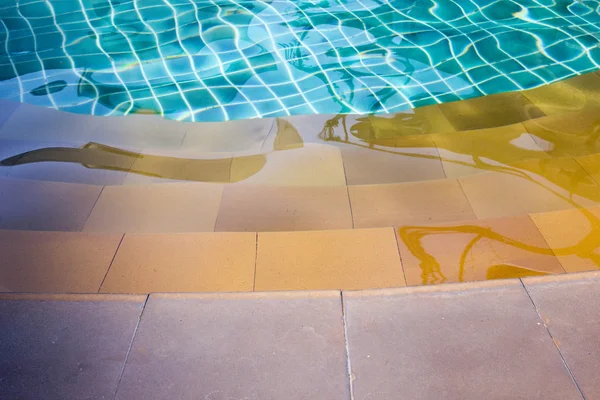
top-left (100, 232), bottom-right (256, 293)
top-left (182, 118), bottom-right (274, 153)
top-left (216, 185), bottom-right (352, 232)
top-left (530, 207), bottom-right (600, 273)
top-left (524, 273), bottom-right (600, 400)
top-left (83, 183), bottom-right (223, 233)
top-left (0, 294), bottom-right (145, 400)
top-left (349, 179), bottom-right (476, 228)
top-left (343, 282), bottom-right (582, 400)
top-left (255, 228), bottom-right (405, 291)
top-left (0, 230), bottom-right (122, 293)
top-left (522, 73), bottom-right (600, 115)
top-left (397, 215), bottom-right (565, 286)
top-left (0, 177), bottom-right (102, 231)
top-left (116, 292), bottom-right (349, 400)
top-left (0, 99), bottom-right (20, 130)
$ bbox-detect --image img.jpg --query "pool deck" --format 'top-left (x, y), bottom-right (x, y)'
top-left (2, 272), bottom-right (599, 399)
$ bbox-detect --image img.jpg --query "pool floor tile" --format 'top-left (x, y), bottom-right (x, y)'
top-left (530, 207), bottom-right (600, 273)
top-left (343, 282), bottom-right (582, 400)
top-left (83, 183), bottom-right (224, 233)
top-left (348, 179), bottom-right (476, 229)
top-left (255, 228), bottom-right (405, 291)
top-left (458, 157), bottom-right (600, 219)
top-left (0, 99), bottom-right (20, 130)
top-left (396, 215), bottom-right (565, 286)
top-left (100, 232), bottom-right (256, 293)
top-left (0, 230), bottom-right (122, 293)
top-left (115, 292), bottom-right (349, 399)
top-left (215, 185), bottom-right (352, 232)
top-left (523, 272), bottom-right (600, 400)
top-left (0, 177), bottom-right (102, 231)
top-left (0, 293), bottom-right (145, 400)
top-left (522, 73), bottom-right (600, 115)
top-left (438, 92), bottom-right (545, 131)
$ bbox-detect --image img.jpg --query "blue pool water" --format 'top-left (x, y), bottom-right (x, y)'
top-left (1, 0), bottom-right (600, 122)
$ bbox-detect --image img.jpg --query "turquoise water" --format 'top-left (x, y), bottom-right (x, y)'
top-left (1, 0), bottom-right (600, 122)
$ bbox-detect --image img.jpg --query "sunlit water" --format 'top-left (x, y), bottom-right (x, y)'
top-left (1, 0), bottom-right (600, 122)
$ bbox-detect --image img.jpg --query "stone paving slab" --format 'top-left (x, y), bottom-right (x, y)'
top-left (343, 280), bottom-right (582, 400)
top-left (524, 272), bottom-right (600, 400)
top-left (0, 293), bottom-right (146, 400)
top-left (115, 292), bottom-right (349, 400)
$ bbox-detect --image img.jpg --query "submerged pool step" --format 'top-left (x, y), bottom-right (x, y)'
top-left (0, 204), bottom-right (599, 294)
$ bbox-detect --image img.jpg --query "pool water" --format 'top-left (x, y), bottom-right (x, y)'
top-left (1, 0), bottom-right (600, 122)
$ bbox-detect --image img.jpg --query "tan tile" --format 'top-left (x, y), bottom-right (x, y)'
top-left (458, 157), bottom-right (600, 219)
top-left (100, 232), bottom-right (256, 293)
top-left (339, 138), bottom-right (446, 185)
top-left (215, 185), bottom-right (352, 232)
top-left (349, 179), bottom-right (476, 228)
top-left (439, 92), bottom-right (545, 131)
top-left (232, 144), bottom-right (347, 187)
top-left (432, 123), bottom-right (548, 178)
top-left (523, 110), bottom-right (600, 157)
top-left (0, 230), bottom-right (121, 292)
top-left (182, 118), bottom-right (274, 153)
top-left (522, 72), bottom-right (600, 115)
top-left (83, 183), bottom-right (223, 233)
top-left (396, 215), bottom-right (564, 286)
top-left (255, 228), bottom-right (405, 291)
top-left (576, 153), bottom-right (600, 184)
top-left (530, 207), bottom-right (600, 273)
top-left (0, 177), bottom-right (102, 231)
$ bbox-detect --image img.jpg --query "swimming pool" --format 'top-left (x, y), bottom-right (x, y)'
top-left (1, 0), bottom-right (599, 122)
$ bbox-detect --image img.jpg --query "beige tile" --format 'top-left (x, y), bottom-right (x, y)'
top-left (0, 230), bottom-right (121, 292)
top-left (522, 72), bottom-right (600, 115)
top-left (215, 185), bottom-right (352, 232)
top-left (255, 228), bottom-right (405, 291)
top-left (232, 144), bottom-right (346, 187)
top-left (523, 110), bottom-right (600, 158)
top-left (83, 183), bottom-right (224, 233)
top-left (432, 123), bottom-right (549, 178)
top-left (100, 232), bottom-right (256, 293)
top-left (439, 92), bottom-right (545, 131)
top-left (396, 215), bottom-right (564, 286)
top-left (182, 118), bottom-right (274, 153)
top-left (349, 179), bottom-right (476, 228)
top-left (0, 177), bottom-right (102, 231)
top-left (339, 137), bottom-right (446, 185)
top-left (458, 157), bottom-right (600, 219)
top-left (530, 207), bottom-right (600, 273)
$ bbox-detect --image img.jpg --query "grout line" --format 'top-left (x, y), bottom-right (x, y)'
top-left (526, 213), bottom-right (568, 274)
top-left (81, 185), bottom-right (105, 232)
top-left (393, 227), bottom-right (408, 286)
top-left (573, 156), bottom-right (600, 187)
top-left (430, 136), bottom-right (448, 179)
top-left (519, 279), bottom-right (586, 400)
top-left (212, 186), bottom-right (226, 232)
top-left (98, 233), bottom-right (125, 293)
top-left (112, 294), bottom-right (149, 400)
top-left (456, 178), bottom-right (478, 220)
top-left (259, 118), bottom-right (277, 152)
top-left (253, 232), bottom-right (258, 291)
top-left (340, 292), bottom-right (355, 400)
top-left (339, 152), bottom-right (355, 229)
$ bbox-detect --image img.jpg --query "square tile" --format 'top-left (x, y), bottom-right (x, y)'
top-left (0, 177), bottom-right (102, 231)
top-left (255, 228), bottom-right (405, 291)
top-left (432, 123), bottom-right (548, 178)
top-left (343, 282), bottom-right (582, 400)
top-left (530, 207), bottom-right (600, 273)
top-left (349, 179), bottom-right (476, 228)
top-left (116, 292), bottom-right (349, 400)
top-left (524, 272), bottom-right (600, 400)
top-left (339, 138), bottom-right (446, 185)
top-left (523, 110), bottom-right (600, 157)
top-left (0, 293), bottom-right (145, 400)
top-left (83, 183), bottom-right (223, 233)
top-left (0, 99), bottom-right (20, 130)
top-left (458, 157), bottom-right (600, 219)
top-left (181, 118), bottom-right (274, 153)
top-left (0, 230), bottom-right (122, 293)
top-left (397, 215), bottom-right (565, 286)
top-left (575, 152), bottom-right (600, 184)
top-left (439, 92), bottom-right (545, 131)
top-left (100, 232), bottom-right (256, 293)
top-left (522, 72), bottom-right (600, 115)
top-left (215, 185), bottom-right (353, 232)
